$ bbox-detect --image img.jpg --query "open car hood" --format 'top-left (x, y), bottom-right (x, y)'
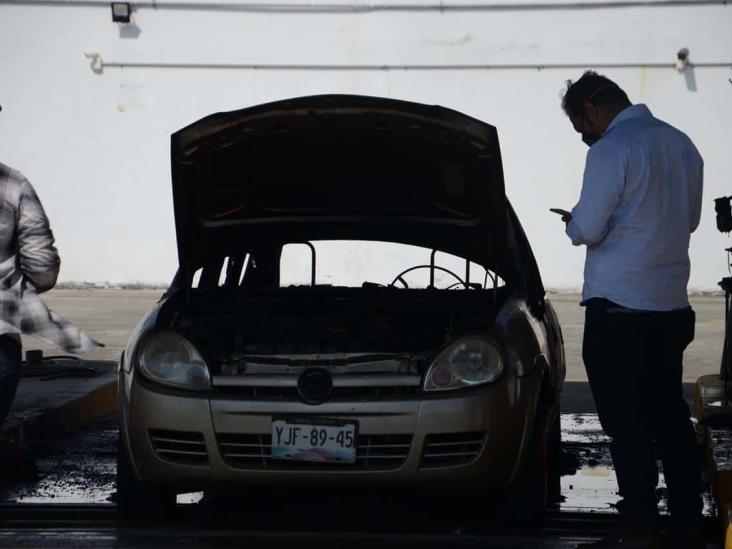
top-left (171, 95), bottom-right (517, 281)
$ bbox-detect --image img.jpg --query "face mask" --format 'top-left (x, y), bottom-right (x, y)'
top-left (579, 111), bottom-right (600, 147)
top-left (582, 133), bottom-right (599, 147)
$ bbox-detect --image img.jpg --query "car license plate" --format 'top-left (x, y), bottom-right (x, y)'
top-left (271, 417), bottom-right (358, 464)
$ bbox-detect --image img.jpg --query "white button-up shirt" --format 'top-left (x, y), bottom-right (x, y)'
top-left (566, 104), bottom-right (704, 311)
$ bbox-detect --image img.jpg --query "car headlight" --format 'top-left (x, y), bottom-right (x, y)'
top-left (137, 332), bottom-right (210, 391)
top-left (424, 337), bottom-right (503, 391)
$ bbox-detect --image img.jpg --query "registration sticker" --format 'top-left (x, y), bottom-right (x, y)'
top-left (271, 417), bottom-right (358, 464)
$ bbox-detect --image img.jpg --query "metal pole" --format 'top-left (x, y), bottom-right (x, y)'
top-left (2, 0), bottom-right (730, 12)
top-left (96, 61), bottom-right (732, 72)
top-left (430, 249), bottom-right (437, 288)
top-left (726, 288), bottom-right (730, 406)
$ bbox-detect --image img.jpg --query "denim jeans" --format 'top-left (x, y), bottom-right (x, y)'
top-left (583, 298), bottom-right (703, 528)
top-left (0, 335), bottom-right (22, 430)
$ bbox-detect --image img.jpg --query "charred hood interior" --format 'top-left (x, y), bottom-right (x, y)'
top-left (171, 95), bottom-right (520, 284)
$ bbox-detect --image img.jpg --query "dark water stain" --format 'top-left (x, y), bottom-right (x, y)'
top-left (0, 420), bottom-right (118, 504)
top-left (560, 414), bottom-right (716, 516)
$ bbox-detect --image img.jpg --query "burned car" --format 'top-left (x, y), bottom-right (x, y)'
top-left (117, 95), bottom-right (566, 526)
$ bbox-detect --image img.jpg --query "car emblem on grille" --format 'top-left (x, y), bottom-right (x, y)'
top-left (297, 368), bottom-right (333, 405)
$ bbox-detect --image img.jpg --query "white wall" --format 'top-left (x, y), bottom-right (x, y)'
top-left (1, 0), bottom-right (731, 289)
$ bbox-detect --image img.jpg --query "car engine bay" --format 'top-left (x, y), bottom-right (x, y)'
top-left (169, 285), bottom-right (510, 375)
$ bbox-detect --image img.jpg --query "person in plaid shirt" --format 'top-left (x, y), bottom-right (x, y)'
top-left (0, 162), bottom-right (100, 428)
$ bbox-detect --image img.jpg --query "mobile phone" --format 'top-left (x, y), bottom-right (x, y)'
top-left (549, 208), bottom-right (571, 217)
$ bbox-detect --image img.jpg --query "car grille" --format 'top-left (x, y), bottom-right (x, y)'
top-left (212, 367), bottom-right (422, 403)
top-left (217, 433), bottom-right (412, 471)
top-left (421, 432), bottom-right (486, 468)
top-left (213, 385), bottom-right (419, 400)
top-left (149, 429), bottom-right (208, 465)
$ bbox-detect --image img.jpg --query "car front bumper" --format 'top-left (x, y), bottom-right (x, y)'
top-left (121, 370), bottom-right (540, 491)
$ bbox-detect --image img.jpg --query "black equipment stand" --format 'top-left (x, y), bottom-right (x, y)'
top-left (702, 252), bottom-right (732, 426)
top-left (721, 276), bottom-right (732, 405)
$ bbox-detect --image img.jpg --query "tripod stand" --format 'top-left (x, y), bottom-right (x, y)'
top-left (720, 275), bottom-right (732, 407)
top-left (702, 258), bottom-right (732, 426)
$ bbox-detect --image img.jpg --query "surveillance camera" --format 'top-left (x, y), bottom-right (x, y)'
top-left (676, 48), bottom-right (690, 72)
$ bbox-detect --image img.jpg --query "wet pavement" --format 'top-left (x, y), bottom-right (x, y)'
top-left (0, 521), bottom-right (615, 549)
top-left (0, 417), bottom-right (118, 505)
top-left (0, 413), bottom-right (721, 548)
top-left (0, 414), bottom-right (716, 518)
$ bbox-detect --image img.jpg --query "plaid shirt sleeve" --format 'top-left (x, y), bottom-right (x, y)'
top-left (20, 285), bottom-right (103, 353)
top-left (17, 178), bottom-right (60, 293)
top-left (0, 164), bottom-right (102, 352)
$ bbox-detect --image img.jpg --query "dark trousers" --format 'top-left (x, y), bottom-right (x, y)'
top-left (583, 298), bottom-right (702, 528)
top-left (0, 335), bottom-right (22, 430)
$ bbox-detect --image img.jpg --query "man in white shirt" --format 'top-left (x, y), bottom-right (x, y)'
top-left (560, 72), bottom-right (704, 549)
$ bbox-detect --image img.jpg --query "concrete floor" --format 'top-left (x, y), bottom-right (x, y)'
top-left (20, 289), bottom-right (166, 365)
top-left (21, 289), bottom-right (726, 382)
top-left (0, 530), bottom-right (606, 548)
top-left (549, 292), bottom-right (725, 382)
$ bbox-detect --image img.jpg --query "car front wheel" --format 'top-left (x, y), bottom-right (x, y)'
top-left (116, 434), bottom-right (176, 521)
top-left (502, 403), bottom-right (550, 530)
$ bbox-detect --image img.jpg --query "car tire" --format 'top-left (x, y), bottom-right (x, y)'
top-left (547, 408), bottom-right (562, 506)
top-left (502, 402), bottom-right (549, 531)
top-left (116, 434), bottom-right (176, 521)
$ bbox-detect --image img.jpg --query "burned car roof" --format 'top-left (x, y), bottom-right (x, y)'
top-left (171, 94), bottom-right (539, 296)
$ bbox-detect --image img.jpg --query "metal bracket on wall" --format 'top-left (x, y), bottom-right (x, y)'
top-left (84, 52), bottom-right (104, 74)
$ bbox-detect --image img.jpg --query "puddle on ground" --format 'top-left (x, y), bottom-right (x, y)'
top-left (561, 414), bottom-right (614, 512)
top-left (0, 414), bottom-right (715, 518)
top-left (560, 414), bottom-right (608, 445)
top-left (560, 414), bottom-right (716, 517)
top-left (178, 491), bottom-right (205, 504)
top-left (2, 423), bottom-right (118, 504)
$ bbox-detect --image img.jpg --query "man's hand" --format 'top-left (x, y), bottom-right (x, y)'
top-left (550, 208), bottom-right (572, 223)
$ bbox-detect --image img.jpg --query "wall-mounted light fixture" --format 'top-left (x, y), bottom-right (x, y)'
top-left (111, 2), bottom-right (133, 24)
top-left (676, 48), bottom-right (690, 72)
